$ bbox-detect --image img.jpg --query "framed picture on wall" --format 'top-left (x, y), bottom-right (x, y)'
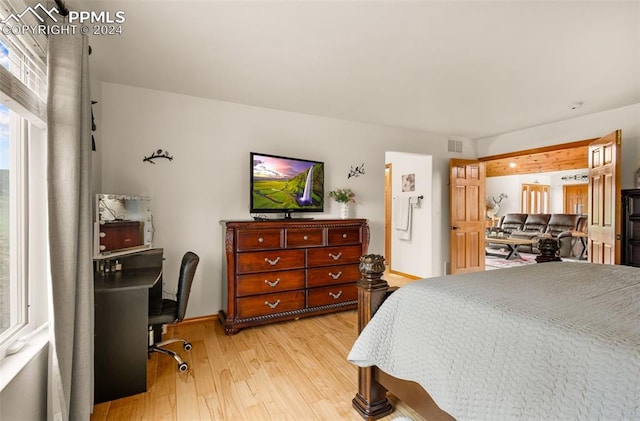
top-left (402, 173), bottom-right (415, 192)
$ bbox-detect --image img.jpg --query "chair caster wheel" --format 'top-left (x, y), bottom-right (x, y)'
top-left (178, 362), bottom-right (188, 372)
top-left (184, 342), bottom-right (192, 351)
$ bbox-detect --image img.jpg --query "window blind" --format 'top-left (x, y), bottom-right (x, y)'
top-left (0, 0), bottom-right (47, 126)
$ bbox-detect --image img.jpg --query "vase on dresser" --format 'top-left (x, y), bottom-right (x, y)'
top-left (340, 203), bottom-right (350, 219)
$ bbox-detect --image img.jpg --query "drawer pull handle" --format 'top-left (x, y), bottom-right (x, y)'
top-left (342, 233), bottom-right (348, 238)
top-left (264, 278), bottom-right (280, 287)
top-left (329, 252), bottom-right (342, 260)
top-left (258, 237), bottom-right (264, 243)
top-left (329, 271), bottom-right (342, 280)
top-left (264, 299), bottom-right (281, 309)
top-left (329, 291), bottom-right (343, 299)
top-left (265, 257), bottom-right (281, 266)
top-left (303, 235), bottom-right (309, 240)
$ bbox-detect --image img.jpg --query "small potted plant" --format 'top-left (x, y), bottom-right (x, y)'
top-left (328, 188), bottom-right (355, 219)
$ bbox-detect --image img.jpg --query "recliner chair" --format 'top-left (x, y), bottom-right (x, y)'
top-left (148, 251), bottom-right (200, 372)
top-left (546, 214), bottom-right (580, 257)
top-left (498, 213), bottom-right (528, 234)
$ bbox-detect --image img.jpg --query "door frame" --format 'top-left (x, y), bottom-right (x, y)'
top-left (475, 135), bottom-right (621, 266)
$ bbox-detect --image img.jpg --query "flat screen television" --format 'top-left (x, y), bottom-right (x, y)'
top-left (250, 152), bottom-right (324, 219)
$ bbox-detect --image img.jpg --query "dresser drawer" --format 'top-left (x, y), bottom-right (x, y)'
top-left (236, 270), bottom-right (305, 297)
top-left (307, 283), bottom-right (357, 307)
top-left (236, 229), bottom-right (283, 251)
top-left (236, 290), bottom-right (305, 318)
top-left (285, 228), bottom-right (325, 248)
top-left (307, 245), bottom-right (362, 267)
top-left (327, 226), bottom-right (362, 245)
top-left (237, 249), bottom-right (305, 274)
top-left (306, 264), bottom-right (361, 287)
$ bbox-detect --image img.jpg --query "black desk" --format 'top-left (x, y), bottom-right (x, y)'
top-left (94, 248), bottom-right (163, 404)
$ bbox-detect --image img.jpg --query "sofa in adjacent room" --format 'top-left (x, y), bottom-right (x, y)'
top-left (490, 213), bottom-right (586, 257)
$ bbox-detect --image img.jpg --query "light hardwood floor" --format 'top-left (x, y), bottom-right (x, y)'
top-left (91, 273), bottom-right (422, 421)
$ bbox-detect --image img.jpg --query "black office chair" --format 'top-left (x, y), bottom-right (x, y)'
top-left (148, 251), bottom-right (200, 372)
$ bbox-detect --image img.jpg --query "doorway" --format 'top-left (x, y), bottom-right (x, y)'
top-left (384, 152), bottom-right (433, 279)
top-left (563, 184), bottom-right (588, 214)
top-left (477, 133), bottom-right (621, 267)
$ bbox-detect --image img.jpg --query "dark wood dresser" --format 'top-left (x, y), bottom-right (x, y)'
top-left (220, 219), bottom-right (369, 334)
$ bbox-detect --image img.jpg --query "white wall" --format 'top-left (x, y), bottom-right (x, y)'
top-left (98, 82), bottom-right (475, 318)
top-left (477, 104), bottom-right (640, 189)
top-left (0, 345), bottom-right (48, 420)
top-left (386, 151), bottom-right (433, 278)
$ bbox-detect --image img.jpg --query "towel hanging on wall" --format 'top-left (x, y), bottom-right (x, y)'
top-left (394, 196), bottom-right (422, 241)
top-left (394, 197), bottom-right (412, 240)
top-left (394, 197), bottom-right (410, 231)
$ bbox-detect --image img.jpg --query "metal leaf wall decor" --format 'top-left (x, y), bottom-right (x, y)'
top-left (348, 163), bottom-right (365, 179)
top-left (143, 149), bottom-right (174, 164)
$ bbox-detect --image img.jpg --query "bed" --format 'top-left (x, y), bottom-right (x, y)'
top-left (348, 256), bottom-right (640, 420)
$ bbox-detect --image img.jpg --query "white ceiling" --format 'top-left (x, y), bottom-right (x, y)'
top-left (74, 0), bottom-right (640, 140)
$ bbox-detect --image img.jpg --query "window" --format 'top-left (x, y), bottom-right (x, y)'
top-left (0, 30), bottom-right (47, 360)
top-left (0, 103), bottom-right (24, 340)
top-left (521, 183), bottom-right (550, 214)
top-left (0, 107), bottom-right (8, 334)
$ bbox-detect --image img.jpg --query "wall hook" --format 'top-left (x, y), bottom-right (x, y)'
top-left (143, 149), bottom-right (173, 164)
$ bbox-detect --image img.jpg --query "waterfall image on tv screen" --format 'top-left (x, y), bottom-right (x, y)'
top-left (250, 152), bottom-right (324, 213)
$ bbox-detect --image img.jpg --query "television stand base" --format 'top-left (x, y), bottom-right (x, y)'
top-left (252, 216), bottom-right (315, 221)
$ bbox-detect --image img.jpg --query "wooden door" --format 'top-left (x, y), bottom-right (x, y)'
top-left (587, 130), bottom-right (621, 264)
top-left (449, 159), bottom-right (485, 274)
top-left (384, 164), bottom-right (392, 266)
top-left (563, 184), bottom-right (588, 214)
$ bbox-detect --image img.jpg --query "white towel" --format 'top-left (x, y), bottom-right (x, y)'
top-left (394, 197), bottom-right (410, 230)
top-left (394, 197), bottom-right (412, 240)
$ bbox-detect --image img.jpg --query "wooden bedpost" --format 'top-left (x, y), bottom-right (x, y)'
top-left (352, 254), bottom-right (394, 420)
top-left (536, 237), bottom-right (562, 263)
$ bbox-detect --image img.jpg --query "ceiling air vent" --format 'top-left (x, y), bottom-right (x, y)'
top-left (448, 139), bottom-right (463, 154)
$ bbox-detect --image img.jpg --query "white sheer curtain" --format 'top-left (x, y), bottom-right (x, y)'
top-left (46, 32), bottom-right (93, 421)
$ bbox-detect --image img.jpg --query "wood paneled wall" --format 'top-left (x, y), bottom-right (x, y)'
top-left (480, 139), bottom-right (593, 177)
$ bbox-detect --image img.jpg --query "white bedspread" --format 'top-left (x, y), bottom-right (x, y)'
top-left (348, 262), bottom-right (640, 420)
